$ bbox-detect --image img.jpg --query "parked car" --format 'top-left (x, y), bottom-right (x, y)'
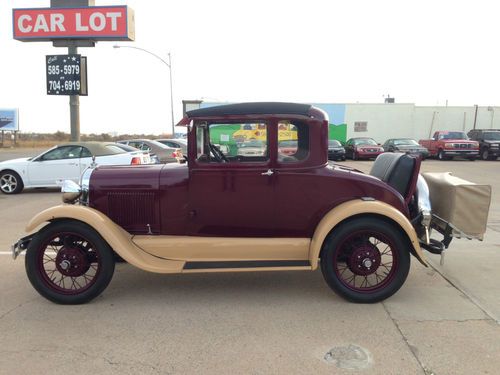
top-left (237, 140), bottom-right (266, 157)
top-left (345, 137), bottom-right (384, 160)
top-left (117, 139), bottom-right (179, 163)
top-left (12, 103), bottom-right (490, 305)
top-left (467, 129), bottom-right (500, 160)
top-left (113, 143), bottom-right (159, 164)
top-left (0, 142), bottom-right (151, 194)
top-left (278, 140), bottom-right (298, 156)
top-left (328, 139), bottom-right (346, 161)
top-left (156, 138), bottom-right (187, 154)
top-left (382, 138), bottom-right (429, 159)
top-left (419, 131), bottom-right (479, 160)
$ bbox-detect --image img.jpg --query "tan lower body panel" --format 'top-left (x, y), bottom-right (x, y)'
top-left (132, 236), bottom-right (311, 262)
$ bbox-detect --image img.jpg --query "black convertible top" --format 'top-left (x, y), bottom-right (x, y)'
top-left (186, 102), bottom-right (313, 118)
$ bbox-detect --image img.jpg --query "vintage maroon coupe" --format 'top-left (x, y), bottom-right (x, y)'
top-left (12, 103), bottom-right (490, 304)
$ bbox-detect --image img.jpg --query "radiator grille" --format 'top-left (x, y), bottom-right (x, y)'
top-left (107, 191), bottom-right (156, 226)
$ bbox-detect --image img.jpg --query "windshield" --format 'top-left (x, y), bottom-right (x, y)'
top-left (483, 132), bottom-right (500, 140)
top-left (113, 143), bottom-right (140, 152)
top-left (394, 139), bottom-right (419, 146)
top-left (439, 132), bottom-right (467, 140)
top-left (328, 140), bottom-right (342, 147)
top-left (354, 138), bottom-right (377, 146)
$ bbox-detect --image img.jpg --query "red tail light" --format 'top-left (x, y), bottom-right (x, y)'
top-left (131, 157), bottom-right (141, 165)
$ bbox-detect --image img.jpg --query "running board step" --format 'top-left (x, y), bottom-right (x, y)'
top-left (183, 260), bottom-right (310, 270)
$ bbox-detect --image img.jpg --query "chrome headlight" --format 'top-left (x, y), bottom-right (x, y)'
top-left (61, 180), bottom-right (82, 204)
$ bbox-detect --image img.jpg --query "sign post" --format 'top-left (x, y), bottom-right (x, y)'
top-left (12, 0), bottom-right (134, 142)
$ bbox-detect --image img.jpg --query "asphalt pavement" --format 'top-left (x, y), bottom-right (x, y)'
top-left (0, 148), bottom-right (499, 374)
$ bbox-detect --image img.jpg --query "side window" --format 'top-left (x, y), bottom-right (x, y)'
top-left (278, 121), bottom-right (309, 163)
top-left (41, 146), bottom-right (82, 160)
top-left (196, 121), bottom-right (269, 163)
top-left (81, 147), bottom-right (92, 158)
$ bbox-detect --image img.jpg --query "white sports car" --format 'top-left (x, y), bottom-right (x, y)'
top-left (0, 142), bottom-right (152, 194)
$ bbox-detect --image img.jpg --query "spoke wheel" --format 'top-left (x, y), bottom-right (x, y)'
top-left (26, 221), bottom-right (115, 304)
top-left (0, 171), bottom-right (23, 194)
top-left (321, 217), bottom-right (410, 303)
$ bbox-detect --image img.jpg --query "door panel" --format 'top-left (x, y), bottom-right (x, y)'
top-left (28, 146), bottom-right (82, 185)
top-left (188, 166), bottom-right (275, 236)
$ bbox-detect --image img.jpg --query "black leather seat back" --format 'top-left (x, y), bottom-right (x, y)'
top-left (370, 153), bottom-right (416, 197)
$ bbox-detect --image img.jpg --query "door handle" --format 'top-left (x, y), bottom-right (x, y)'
top-left (68, 162), bottom-right (78, 166)
top-left (261, 169), bottom-right (274, 176)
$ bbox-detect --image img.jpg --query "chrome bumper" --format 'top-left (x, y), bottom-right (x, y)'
top-left (11, 235), bottom-right (33, 260)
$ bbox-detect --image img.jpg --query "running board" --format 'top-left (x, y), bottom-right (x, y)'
top-left (183, 260), bottom-right (311, 272)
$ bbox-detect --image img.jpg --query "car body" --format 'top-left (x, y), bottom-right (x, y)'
top-left (345, 137), bottom-right (384, 160)
top-left (419, 131), bottom-right (479, 160)
top-left (383, 138), bottom-right (429, 159)
top-left (0, 142), bottom-right (151, 194)
top-left (156, 138), bottom-right (188, 154)
top-left (327, 139), bottom-right (346, 161)
top-left (467, 129), bottom-right (500, 160)
top-left (236, 140), bottom-right (266, 157)
top-left (12, 103), bottom-right (490, 305)
top-left (117, 139), bottom-right (179, 163)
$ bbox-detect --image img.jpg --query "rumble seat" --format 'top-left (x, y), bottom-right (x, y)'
top-left (370, 153), bottom-right (418, 198)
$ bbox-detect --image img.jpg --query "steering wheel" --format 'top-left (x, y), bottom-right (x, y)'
top-left (209, 143), bottom-right (229, 163)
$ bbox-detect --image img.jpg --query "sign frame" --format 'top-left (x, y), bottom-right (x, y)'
top-left (13, 5), bottom-right (135, 41)
top-left (46, 54), bottom-right (88, 96)
top-left (0, 109), bottom-right (19, 132)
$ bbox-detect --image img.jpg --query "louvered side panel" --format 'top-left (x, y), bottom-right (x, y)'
top-left (107, 192), bottom-right (157, 228)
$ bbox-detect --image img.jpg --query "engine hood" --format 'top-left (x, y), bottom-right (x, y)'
top-left (91, 164), bottom-right (164, 190)
top-left (0, 157), bottom-right (30, 166)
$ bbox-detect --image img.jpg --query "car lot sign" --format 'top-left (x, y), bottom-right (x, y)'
top-left (13, 6), bottom-right (134, 41)
top-left (46, 54), bottom-right (88, 96)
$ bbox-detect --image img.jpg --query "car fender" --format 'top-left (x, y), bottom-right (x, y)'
top-left (25, 205), bottom-right (185, 273)
top-left (309, 199), bottom-right (427, 269)
top-left (0, 163), bottom-right (29, 184)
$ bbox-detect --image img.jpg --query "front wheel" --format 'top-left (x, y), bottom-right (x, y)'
top-left (0, 170), bottom-right (24, 194)
top-left (320, 217), bottom-right (410, 303)
top-left (25, 220), bottom-right (115, 304)
top-left (437, 149), bottom-right (448, 160)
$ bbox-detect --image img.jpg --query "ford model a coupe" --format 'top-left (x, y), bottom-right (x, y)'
top-left (13, 103), bottom-right (491, 304)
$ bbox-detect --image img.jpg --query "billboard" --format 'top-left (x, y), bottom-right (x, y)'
top-left (0, 109), bottom-right (19, 131)
top-left (13, 6), bottom-right (135, 41)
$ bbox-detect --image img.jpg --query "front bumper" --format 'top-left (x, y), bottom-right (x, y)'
top-left (442, 150), bottom-right (479, 157)
top-left (328, 150), bottom-right (345, 159)
top-left (357, 152), bottom-right (383, 159)
top-left (11, 234), bottom-right (33, 260)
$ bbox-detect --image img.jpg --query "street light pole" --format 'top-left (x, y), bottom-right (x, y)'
top-left (113, 45), bottom-right (175, 136)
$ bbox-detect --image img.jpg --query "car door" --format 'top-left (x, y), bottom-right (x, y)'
top-left (187, 121), bottom-right (276, 237)
top-left (28, 145), bottom-right (83, 186)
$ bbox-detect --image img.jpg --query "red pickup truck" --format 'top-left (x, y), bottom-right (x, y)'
top-left (419, 131), bottom-right (479, 160)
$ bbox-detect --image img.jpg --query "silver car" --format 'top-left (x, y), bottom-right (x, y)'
top-left (118, 139), bottom-right (180, 163)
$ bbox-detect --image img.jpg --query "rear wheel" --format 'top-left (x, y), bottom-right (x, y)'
top-left (320, 217), bottom-right (410, 303)
top-left (0, 170), bottom-right (24, 194)
top-left (25, 220), bottom-right (115, 304)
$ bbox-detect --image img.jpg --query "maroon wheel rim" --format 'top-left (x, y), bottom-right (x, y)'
top-left (333, 229), bottom-right (399, 293)
top-left (36, 231), bottom-right (101, 295)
